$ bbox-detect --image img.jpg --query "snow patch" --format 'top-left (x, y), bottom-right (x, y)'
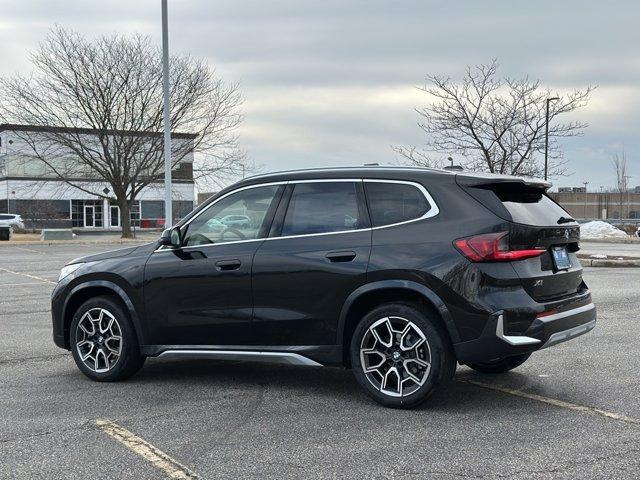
top-left (580, 221), bottom-right (628, 239)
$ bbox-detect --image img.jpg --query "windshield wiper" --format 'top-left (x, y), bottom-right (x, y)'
top-left (557, 216), bottom-right (575, 224)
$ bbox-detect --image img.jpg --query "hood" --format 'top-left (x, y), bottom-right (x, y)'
top-left (69, 242), bottom-right (156, 265)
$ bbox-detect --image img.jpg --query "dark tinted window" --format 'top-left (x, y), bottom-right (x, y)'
top-left (365, 182), bottom-right (430, 227)
top-left (282, 182), bottom-right (361, 236)
top-left (0, 215), bottom-right (15, 220)
top-left (496, 189), bottom-right (571, 226)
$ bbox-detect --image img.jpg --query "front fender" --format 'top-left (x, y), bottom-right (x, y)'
top-left (61, 280), bottom-right (145, 347)
top-left (337, 280), bottom-right (460, 345)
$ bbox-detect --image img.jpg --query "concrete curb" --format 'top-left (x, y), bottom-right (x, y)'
top-left (582, 237), bottom-right (640, 244)
top-left (578, 257), bottom-right (640, 268)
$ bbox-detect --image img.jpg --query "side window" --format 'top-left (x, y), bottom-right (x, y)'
top-left (281, 182), bottom-right (362, 236)
top-left (183, 185), bottom-right (280, 246)
top-left (365, 181), bottom-right (431, 227)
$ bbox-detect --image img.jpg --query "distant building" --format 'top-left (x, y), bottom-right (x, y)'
top-left (549, 190), bottom-right (640, 220)
top-left (0, 124), bottom-right (195, 229)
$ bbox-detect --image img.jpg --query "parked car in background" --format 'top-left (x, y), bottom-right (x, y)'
top-left (0, 214), bottom-right (25, 230)
top-left (51, 167), bottom-right (596, 408)
top-left (203, 218), bottom-right (225, 232)
top-left (220, 214), bottom-right (251, 228)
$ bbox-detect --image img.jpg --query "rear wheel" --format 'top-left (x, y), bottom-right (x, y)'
top-left (466, 353), bottom-right (531, 374)
top-left (70, 296), bottom-right (145, 381)
top-left (350, 303), bottom-right (456, 408)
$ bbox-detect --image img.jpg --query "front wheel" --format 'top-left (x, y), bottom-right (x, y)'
top-left (350, 303), bottom-right (456, 409)
top-left (70, 296), bottom-right (145, 382)
top-left (465, 353), bottom-right (531, 374)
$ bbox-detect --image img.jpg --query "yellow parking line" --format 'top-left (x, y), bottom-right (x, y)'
top-left (461, 379), bottom-right (640, 425)
top-left (96, 420), bottom-right (200, 479)
top-left (11, 246), bottom-right (46, 254)
top-left (0, 267), bottom-right (56, 285)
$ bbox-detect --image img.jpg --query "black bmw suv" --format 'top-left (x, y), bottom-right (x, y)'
top-left (52, 167), bottom-right (596, 408)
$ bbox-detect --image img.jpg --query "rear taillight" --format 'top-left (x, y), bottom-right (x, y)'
top-left (453, 231), bottom-right (545, 262)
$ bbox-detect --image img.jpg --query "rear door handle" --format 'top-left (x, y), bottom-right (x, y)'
top-left (325, 251), bottom-right (356, 263)
top-left (215, 259), bottom-right (241, 271)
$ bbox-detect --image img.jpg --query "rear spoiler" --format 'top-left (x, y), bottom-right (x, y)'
top-left (455, 173), bottom-right (551, 191)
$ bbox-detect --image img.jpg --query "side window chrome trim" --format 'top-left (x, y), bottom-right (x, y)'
top-left (154, 178), bottom-right (439, 251)
top-left (154, 237), bottom-right (266, 253)
top-left (264, 227), bottom-right (367, 242)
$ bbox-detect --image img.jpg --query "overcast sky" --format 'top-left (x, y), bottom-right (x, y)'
top-left (0, 0), bottom-right (638, 189)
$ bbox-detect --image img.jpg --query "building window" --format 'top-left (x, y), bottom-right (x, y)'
top-left (110, 205), bottom-right (120, 227)
top-left (130, 201), bottom-right (141, 227)
top-left (110, 200), bottom-right (140, 227)
top-left (71, 200), bottom-right (103, 228)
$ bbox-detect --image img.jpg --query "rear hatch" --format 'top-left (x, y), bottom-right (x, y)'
top-left (457, 174), bottom-right (583, 302)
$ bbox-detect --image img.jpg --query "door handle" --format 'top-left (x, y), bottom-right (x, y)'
top-left (215, 259), bottom-right (242, 271)
top-left (325, 251), bottom-right (356, 263)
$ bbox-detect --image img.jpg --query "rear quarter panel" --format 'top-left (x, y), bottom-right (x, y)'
top-left (366, 176), bottom-right (516, 342)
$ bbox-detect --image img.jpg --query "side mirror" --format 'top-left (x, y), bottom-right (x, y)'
top-left (158, 226), bottom-right (182, 248)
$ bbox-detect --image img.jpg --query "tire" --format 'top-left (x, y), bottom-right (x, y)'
top-left (70, 296), bottom-right (145, 382)
top-left (466, 353), bottom-right (531, 374)
top-left (350, 303), bottom-right (456, 409)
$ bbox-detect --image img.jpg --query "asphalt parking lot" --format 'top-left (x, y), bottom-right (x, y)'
top-left (1, 242), bottom-right (639, 479)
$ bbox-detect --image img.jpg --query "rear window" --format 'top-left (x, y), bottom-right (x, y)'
top-left (365, 181), bottom-right (431, 227)
top-left (495, 189), bottom-right (571, 226)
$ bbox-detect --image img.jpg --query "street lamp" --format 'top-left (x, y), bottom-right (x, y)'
top-left (623, 174), bottom-right (632, 219)
top-left (583, 181), bottom-right (589, 219)
top-left (544, 97), bottom-right (560, 181)
top-left (161, 0), bottom-right (172, 226)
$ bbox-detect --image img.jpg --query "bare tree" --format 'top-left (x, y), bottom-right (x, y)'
top-left (392, 146), bottom-right (444, 169)
top-left (0, 27), bottom-right (245, 237)
top-left (396, 60), bottom-right (595, 177)
top-left (612, 152), bottom-right (629, 219)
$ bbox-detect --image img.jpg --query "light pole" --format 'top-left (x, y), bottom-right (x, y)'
top-left (161, 0), bottom-right (172, 226)
top-left (544, 97), bottom-right (560, 181)
top-left (582, 181), bottom-right (589, 219)
top-left (623, 175), bottom-right (632, 219)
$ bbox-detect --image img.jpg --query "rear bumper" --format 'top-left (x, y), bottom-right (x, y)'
top-left (454, 302), bottom-right (596, 364)
top-left (530, 304), bottom-right (596, 349)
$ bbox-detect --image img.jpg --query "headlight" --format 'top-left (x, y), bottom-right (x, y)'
top-left (58, 263), bottom-right (83, 281)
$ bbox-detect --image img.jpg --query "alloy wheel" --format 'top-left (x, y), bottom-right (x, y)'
top-left (75, 308), bottom-right (123, 373)
top-left (359, 316), bottom-right (431, 397)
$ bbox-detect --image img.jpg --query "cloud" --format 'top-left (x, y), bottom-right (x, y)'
top-left (0, 0), bottom-right (638, 188)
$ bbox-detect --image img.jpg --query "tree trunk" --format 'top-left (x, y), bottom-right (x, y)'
top-left (118, 197), bottom-right (133, 239)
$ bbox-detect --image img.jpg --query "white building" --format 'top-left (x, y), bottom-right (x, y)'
top-left (0, 124), bottom-right (195, 230)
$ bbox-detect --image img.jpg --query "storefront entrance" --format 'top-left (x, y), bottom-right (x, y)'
top-left (83, 205), bottom-right (96, 228)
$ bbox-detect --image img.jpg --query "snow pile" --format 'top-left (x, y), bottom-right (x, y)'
top-left (580, 221), bottom-right (628, 239)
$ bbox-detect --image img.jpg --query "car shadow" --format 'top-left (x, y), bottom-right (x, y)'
top-left (124, 357), bottom-right (551, 413)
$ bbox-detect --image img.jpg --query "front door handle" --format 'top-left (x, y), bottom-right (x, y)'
top-left (215, 259), bottom-right (241, 271)
top-left (325, 251), bottom-right (356, 263)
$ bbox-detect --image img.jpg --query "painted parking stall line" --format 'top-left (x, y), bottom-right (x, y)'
top-left (461, 379), bottom-right (640, 426)
top-left (0, 267), bottom-right (57, 285)
top-left (96, 420), bottom-right (200, 479)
